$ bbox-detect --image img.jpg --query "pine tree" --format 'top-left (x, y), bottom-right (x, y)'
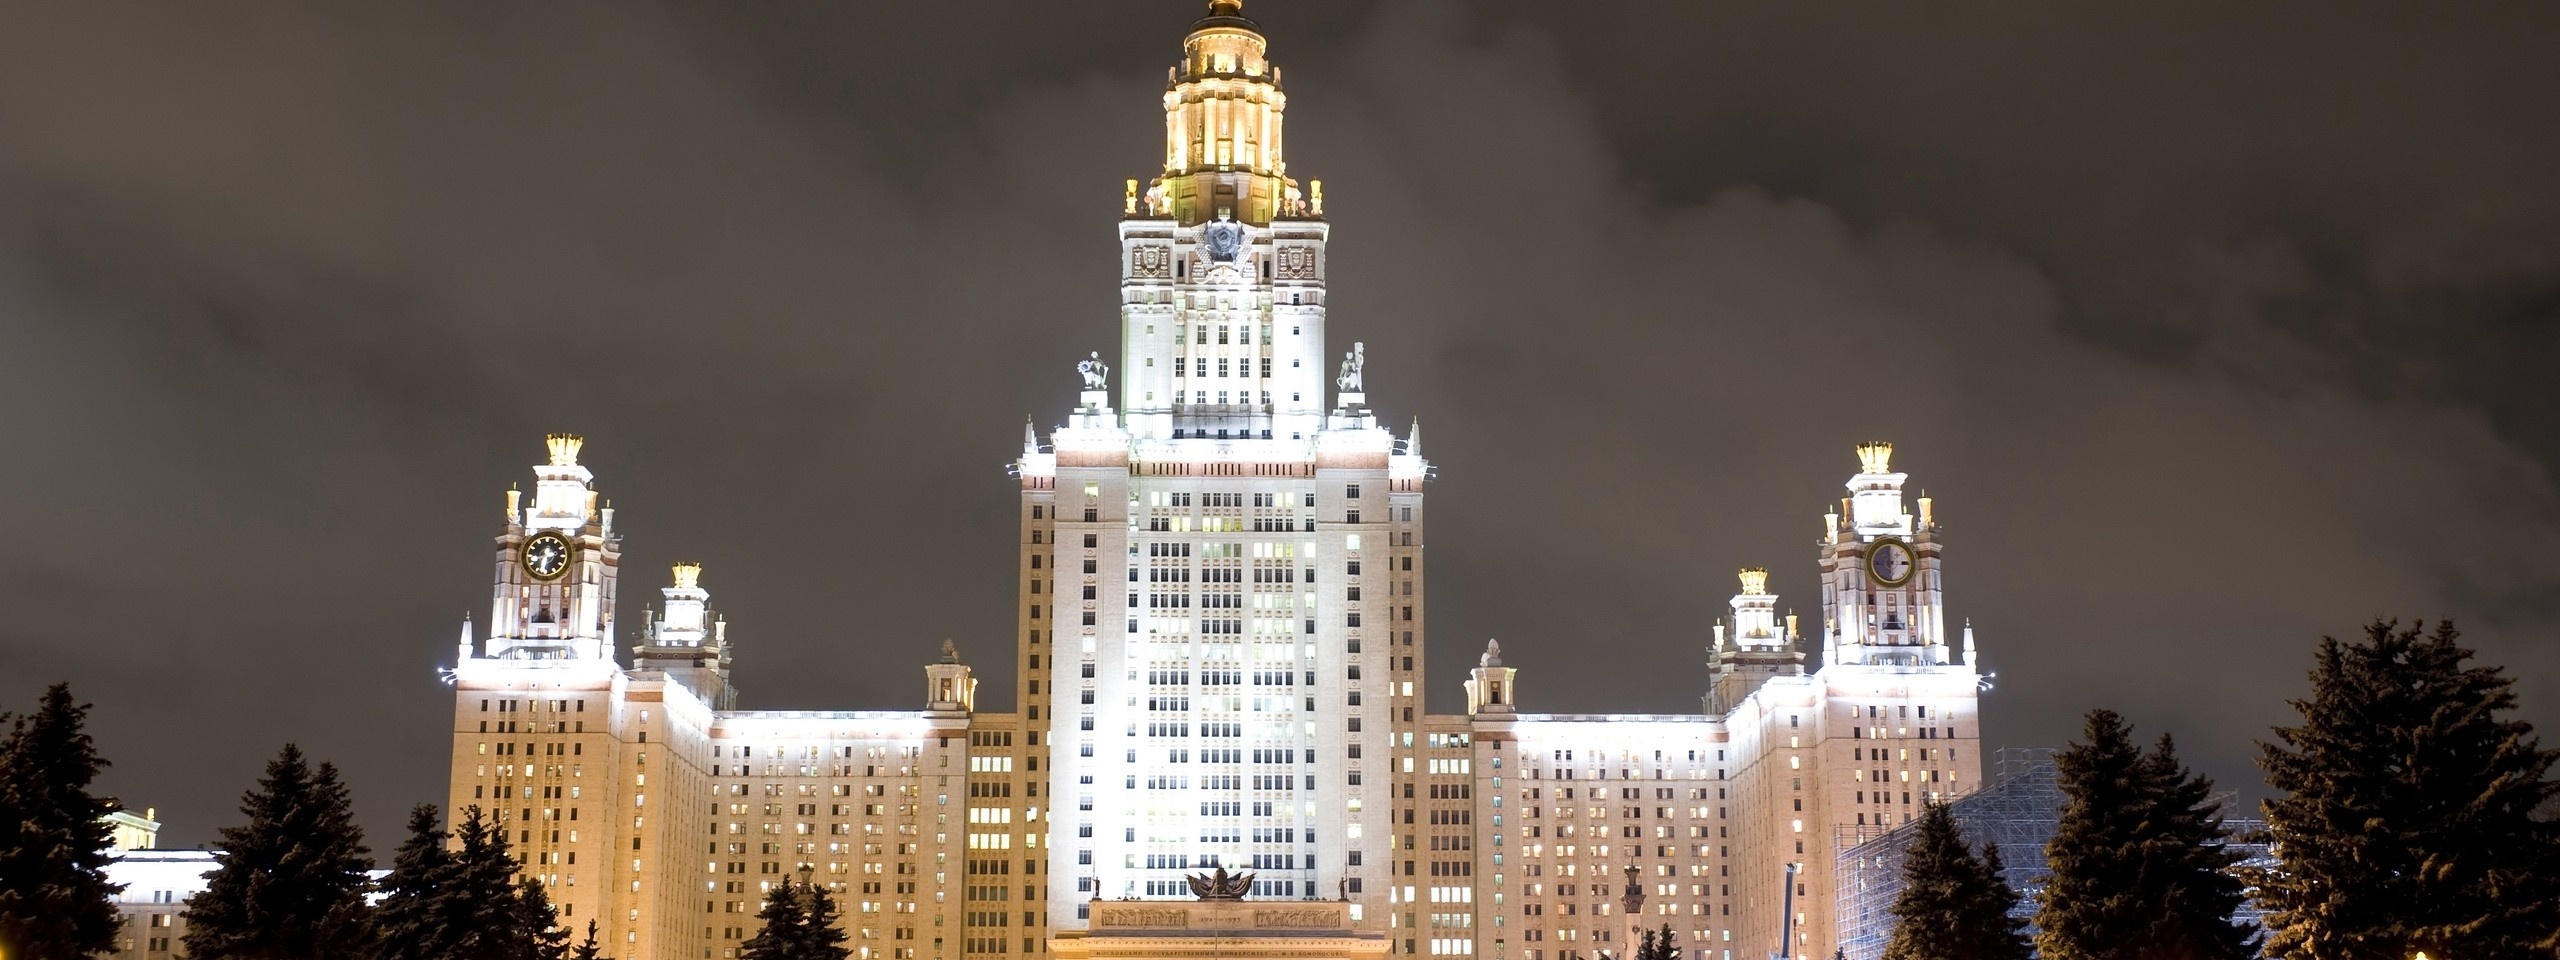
top-left (1884, 800), bottom-right (2025, 960)
top-left (742, 872), bottom-right (851, 960)
top-left (571, 919), bottom-right (603, 960)
top-left (740, 875), bottom-right (811, 960)
top-left (1640, 923), bottom-right (1678, 960)
top-left (797, 876), bottom-right (851, 960)
top-left (2138, 733), bottom-right (2256, 960)
top-left (442, 805), bottom-right (573, 960)
top-left (376, 805), bottom-right (464, 959)
top-left (1964, 843), bottom-right (2031, 960)
top-left (0, 683), bottom-right (124, 960)
top-left (2037, 710), bottom-right (2256, 960)
top-left (510, 875), bottom-right (573, 960)
top-left (2253, 620), bottom-right (2560, 960)
top-left (181, 744), bottom-right (376, 960)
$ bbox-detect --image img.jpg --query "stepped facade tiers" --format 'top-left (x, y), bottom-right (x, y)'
top-left (440, 4), bottom-right (1985, 959)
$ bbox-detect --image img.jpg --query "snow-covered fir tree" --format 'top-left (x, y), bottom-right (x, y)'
top-left (2254, 620), bottom-right (2560, 960)
top-left (181, 744), bottom-right (376, 960)
top-left (0, 684), bottom-right (125, 960)
top-left (1884, 800), bottom-right (2029, 960)
top-left (2038, 710), bottom-right (2255, 960)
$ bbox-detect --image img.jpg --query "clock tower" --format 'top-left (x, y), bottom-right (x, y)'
top-left (1818, 442), bottom-right (1950, 668)
top-left (474, 434), bottom-right (623, 663)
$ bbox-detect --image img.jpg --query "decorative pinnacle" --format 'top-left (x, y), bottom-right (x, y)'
top-left (1737, 567), bottom-right (1769, 596)
top-left (1207, 0), bottom-right (1243, 15)
top-left (546, 433), bottom-right (585, 467)
top-left (671, 562), bottom-right (702, 590)
top-left (939, 638), bottom-right (960, 664)
top-left (1856, 441), bottom-right (1894, 474)
top-left (1479, 638), bottom-right (1502, 668)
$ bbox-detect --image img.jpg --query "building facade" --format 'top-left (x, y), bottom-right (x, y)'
top-left (439, 4), bottom-right (1987, 960)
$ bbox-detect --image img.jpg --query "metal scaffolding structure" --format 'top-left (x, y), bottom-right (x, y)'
top-left (1831, 748), bottom-right (2270, 960)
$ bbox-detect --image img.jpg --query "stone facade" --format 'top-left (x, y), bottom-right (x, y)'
top-left (437, 4), bottom-right (1986, 960)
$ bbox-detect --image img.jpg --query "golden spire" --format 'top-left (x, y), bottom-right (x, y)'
top-left (1155, 0), bottom-right (1296, 224)
top-left (1737, 567), bottom-right (1769, 596)
top-left (671, 562), bottom-right (702, 590)
top-left (545, 433), bottom-right (585, 467)
top-left (1856, 441), bottom-right (1894, 475)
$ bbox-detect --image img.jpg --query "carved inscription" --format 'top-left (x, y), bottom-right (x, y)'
top-left (1095, 907), bottom-right (1190, 928)
top-left (1253, 909), bottom-right (1337, 928)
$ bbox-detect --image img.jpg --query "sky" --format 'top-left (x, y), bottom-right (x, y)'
top-left (0, 1), bottom-right (2554, 848)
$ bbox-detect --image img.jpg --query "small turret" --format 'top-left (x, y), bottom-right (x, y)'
top-left (629, 563), bottom-right (736, 710)
top-left (926, 640), bottom-right (977, 715)
top-left (1464, 639), bottom-right (1516, 716)
top-left (1706, 567), bottom-right (1803, 715)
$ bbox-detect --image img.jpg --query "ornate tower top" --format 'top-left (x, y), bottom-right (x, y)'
top-left (1737, 567), bottom-right (1769, 597)
top-left (1466, 639), bottom-right (1517, 717)
top-left (1845, 440), bottom-right (1914, 538)
top-left (1856, 440), bottom-right (1893, 475)
top-left (1146, 0), bottom-right (1309, 225)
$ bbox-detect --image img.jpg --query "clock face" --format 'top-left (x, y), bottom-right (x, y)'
top-left (1866, 537), bottom-right (1915, 588)
top-left (522, 533), bottom-right (572, 581)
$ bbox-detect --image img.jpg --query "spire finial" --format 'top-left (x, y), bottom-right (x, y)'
top-left (546, 434), bottom-right (585, 467)
top-left (1737, 567), bottom-right (1769, 596)
top-left (1207, 0), bottom-right (1243, 15)
top-left (939, 638), bottom-right (960, 664)
top-left (671, 563), bottom-right (702, 590)
top-left (1856, 441), bottom-right (1894, 474)
top-left (1479, 638), bottom-right (1502, 667)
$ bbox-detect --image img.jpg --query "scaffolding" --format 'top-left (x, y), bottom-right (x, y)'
top-left (1831, 748), bottom-right (2270, 960)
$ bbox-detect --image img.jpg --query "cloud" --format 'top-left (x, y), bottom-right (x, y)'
top-left (0, 0), bottom-right (2549, 842)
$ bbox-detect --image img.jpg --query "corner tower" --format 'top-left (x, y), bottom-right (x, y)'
top-left (1019, 1), bottom-right (1427, 941)
top-left (1818, 442), bottom-right (1950, 667)
top-left (476, 435), bottom-right (622, 662)
top-left (1706, 568), bottom-right (1803, 713)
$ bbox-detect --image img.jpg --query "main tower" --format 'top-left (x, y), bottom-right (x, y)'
top-left (1016, 0), bottom-right (1429, 938)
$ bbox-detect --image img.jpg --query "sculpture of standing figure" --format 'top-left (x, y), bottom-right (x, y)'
top-left (1077, 351), bottom-right (1110, 390)
top-left (1336, 341), bottom-right (1364, 393)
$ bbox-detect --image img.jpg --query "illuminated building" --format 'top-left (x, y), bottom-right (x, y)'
top-left (439, 4), bottom-right (1985, 959)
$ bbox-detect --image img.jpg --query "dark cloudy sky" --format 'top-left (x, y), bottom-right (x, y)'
top-left (2, 1), bottom-right (2555, 848)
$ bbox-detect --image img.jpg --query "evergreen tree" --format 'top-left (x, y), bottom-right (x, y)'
top-left (2253, 620), bottom-right (2560, 960)
top-left (741, 872), bottom-right (851, 960)
top-left (375, 805), bottom-right (463, 959)
top-left (181, 744), bottom-right (376, 960)
top-left (740, 875), bottom-right (810, 960)
top-left (571, 920), bottom-right (603, 960)
top-left (2138, 733), bottom-right (2255, 959)
top-left (797, 875), bottom-right (851, 960)
top-left (1884, 800), bottom-right (2026, 960)
top-left (1964, 843), bottom-right (2031, 960)
top-left (2038, 710), bottom-right (2255, 960)
top-left (1636, 923), bottom-right (1677, 960)
top-left (0, 683), bottom-right (124, 960)
top-left (443, 805), bottom-right (573, 960)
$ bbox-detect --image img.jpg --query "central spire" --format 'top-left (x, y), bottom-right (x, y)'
top-left (1148, 0), bottom-right (1306, 225)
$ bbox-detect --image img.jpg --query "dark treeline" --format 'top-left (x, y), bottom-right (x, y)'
top-left (1886, 619), bottom-right (2560, 960)
top-left (0, 683), bottom-right (847, 960)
